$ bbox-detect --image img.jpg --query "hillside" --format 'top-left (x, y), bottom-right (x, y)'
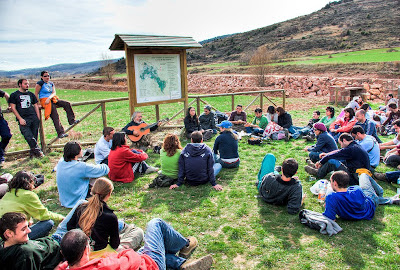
top-left (187, 0), bottom-right (400, 64)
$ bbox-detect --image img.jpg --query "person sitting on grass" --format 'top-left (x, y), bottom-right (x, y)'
top-left (229, 104), bottom-right (247, 132)
top-left (276, 107), bottom-right (300, 139)
top-left (108, 132), bottom-right (158, 183)
top-left (319, 106), bottom-right (336, 131)
top-left (59, 219), bottom-right (213, 270)
top-left (213, 120), bottom-right (240, 169)
top-left (57, 141), bottom-right (110, 208)
top-left (305, 133), bottom-right (370, 186)
top-left (245, 107), bottom-right (268, 135)
top-left (67, 178), bottom-right (144, 258)
top-left (374, 169), bottom-right (400, 184)
top-left (266, 106), bottom-right (278, 123)
top-left (170, 131), bottom-right (223, 191)
top-left (183, 106), bottom-right (202, 139)
top-left (350, 126), bottom-right (380, 171)
top-left (329, 107), bottom-right (357, 142)
top-left (379, 119), bottom-right (400, 150)
top-left (355, 109), bottom-right (381, 143)
top-left (293, 110), bottom-right (320, 141)
top-left (0, 212), bottom-right (63, 269)
top-left (199, 105), bottom-right (217, 134)
top-left (150, 134), bottom-right (183, 188)
top-left (380, 102), bottom-right (400, 135)
top-left (258, 155), bottom-right (304, 215)
top-left (304, 123), bottom-right (337, 163)
top-left (94, 126), bottom-right (115, 165)
top-left (0, 171), bottom-right (64, 240)
top-left (322, 171), bottom-right (399, 222)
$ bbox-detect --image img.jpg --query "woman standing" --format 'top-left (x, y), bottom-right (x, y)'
top-left (213, 120), bottom-right (240, 168)
top-left (35, 71), bottom-right (78, 138)
top-left (0, 171), bottom-right (64, 240)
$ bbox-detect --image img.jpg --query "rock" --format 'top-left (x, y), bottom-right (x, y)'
top-left (369, 89), bottom-right (381, 96)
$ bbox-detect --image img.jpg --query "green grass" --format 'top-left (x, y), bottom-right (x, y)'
top-left (2, 90), bottom-right (400, 269)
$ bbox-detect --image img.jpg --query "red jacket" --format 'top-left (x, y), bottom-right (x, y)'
top-left (58, 249), bottom-right (159, 270)
top-left (329, 117), bottom-right (357, 133)
top-left (108, 145), bottom-right (148, 183)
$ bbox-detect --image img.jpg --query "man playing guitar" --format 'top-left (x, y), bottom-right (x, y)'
top-left (122, 111), bottom-right (160, 148)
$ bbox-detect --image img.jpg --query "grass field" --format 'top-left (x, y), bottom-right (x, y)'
top-left (1, 89), bottom-right (400, 269)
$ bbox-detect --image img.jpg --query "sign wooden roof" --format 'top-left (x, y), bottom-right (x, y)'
top-left (109, 34), bottom-right (202, 50)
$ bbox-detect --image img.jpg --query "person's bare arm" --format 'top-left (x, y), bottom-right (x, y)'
top-left (33, 103), bottom-right (40, 119)
top-left (10, 103), bottom-right (26, 125)
top-left (34, 84), bottom-right (42, 108)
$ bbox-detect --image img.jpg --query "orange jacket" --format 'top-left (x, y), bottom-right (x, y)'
top-left (40, 96), bottom-right (59, 120)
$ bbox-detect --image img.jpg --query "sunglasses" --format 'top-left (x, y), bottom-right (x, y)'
top-left (43, 75), bottom-right (49, 77)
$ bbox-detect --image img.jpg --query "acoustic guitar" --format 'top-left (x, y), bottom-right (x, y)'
top-left (127, 118), bottom-right (169, 142)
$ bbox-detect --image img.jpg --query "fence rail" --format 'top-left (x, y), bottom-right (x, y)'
top-left (4, 89), bottom-right (285, 156)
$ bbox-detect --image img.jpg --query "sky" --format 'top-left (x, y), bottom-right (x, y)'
top-left (0, 0), bottom-right (332, 71)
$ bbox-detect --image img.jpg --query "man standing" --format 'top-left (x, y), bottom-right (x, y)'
top-left (355, 109), bottom-right (381, 143)
top-left (170, 131), bottom-right (223, 191)
top-left (351, 126), bottom-right (380, 170)
top-left (229, 104), bottom-right (247, 131)
top-left (94, 127), bottom-right (114, 165)
top-left (9, 79), bottom-right (43, 158)
top-left (304, 133), bottom-right (370, 185)
top-left (0, 90), bottom-right (12, 166)
top-left (0, 212), bottom-right (62, 269)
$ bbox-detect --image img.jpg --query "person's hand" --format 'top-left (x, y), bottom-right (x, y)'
top-left (315, 162), bottom-right (321, 169)
top-left (303, 147), bottom-right (309, 151)
top-left (331, 129), bottom-right (337, 133)
top-left (133, 131), bottom-right (140, 137)
top-left (45, 98), bottom-right (50, 104)
top-left (319, 153), bottom-right (327, 159)
top-left (169, 184), bottom-right (179, 189)
top-left (116, 245), bottom-right (130, 252)
top-left (19, 118), bottom-right (26, 125)
top-left (213, 184), bottom-right (223, 191)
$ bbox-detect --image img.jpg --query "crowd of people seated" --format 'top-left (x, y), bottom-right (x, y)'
top-left (2, 77), bottom-right (400, 269)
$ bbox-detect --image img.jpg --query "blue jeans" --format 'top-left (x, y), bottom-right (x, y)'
top-left (287, 126), bottom-right (300, 139)
top-left (245, 127), bottom-right (264, 135)
top-left (214, 154), bottom-right (240, 169)
top-left (29, 220), bottom-right (54, 240)
top-left (139, 218), bottom-right (187, 270)
top-left (309, 151), bottom-right (322, 163)
top-left (385, 170), bottom-right (400, 183)
top-left (213, 163), bottom-right (222, 176)
top-left (0, 118), bottom-right (12, 162)
top-left (293, 126), bottom-right (312, 136)
top-left (359, 174), bottom-right (392, 206)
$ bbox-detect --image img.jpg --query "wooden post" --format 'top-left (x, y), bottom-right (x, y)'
top-left (282, 90), bottom-right (286, 110)
top-left (260, 93), bottom-right (263, 110)
top-left (125, 45), bottom-right (136, 116)
top-left (155, 104), bottom-right (160, 121)
top-left (231, 95), bottom-right (235, 111)
top-left (101, 102), bottom-right (107, 128)
top-left (38, 110), bottom-right (46, 154)
top-left (196, 97), bottom-right (201, 116)
top-left (181, 50), bottom-right (189, 119)
top-left (335, 87), bottom-right (339, 107)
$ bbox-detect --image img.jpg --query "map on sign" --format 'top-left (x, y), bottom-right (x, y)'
top-left (134, 54), bottom-right (182, 104)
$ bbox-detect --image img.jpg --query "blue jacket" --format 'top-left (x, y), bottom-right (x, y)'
top-left (320, 141), bottom-right (370, 172)
top-left (213, 131), bottom-right (239, 159)
top-left (177, 143), bottom-right (216, 186)
top-left (309, 131), bottom-right (337, 153)
top-left (356, 119), bottom-right (380, 142)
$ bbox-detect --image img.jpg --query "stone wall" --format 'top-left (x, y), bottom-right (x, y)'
top-left (187, 74), bottom-right (400, 100)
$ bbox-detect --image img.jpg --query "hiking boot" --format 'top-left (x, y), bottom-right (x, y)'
top-left (179, 236), bottom-right (198, 259)
top-left (58, 133), bottom-right (69, 139)
top-left (145, 166), bottom-right (159, 174)
top-left (73, 119), bottom-right (80, 125)
top-left (306, 159), bottom-right (316, 168)
top-left (373, 172), bottom-right (388, 182)
top-left (304, 165), bottom-right (318, 177)
top-left (284, 129), bottom-right (289, 142)
top-left (391, 194), bottom-right (400, 205)
top-left (180, 255), bottom-right (213, 270)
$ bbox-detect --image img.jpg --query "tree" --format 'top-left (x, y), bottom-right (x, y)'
top-left (101, 53), bottom-right (116, 82)
top-left (250, 47), bottom-right (273, 87)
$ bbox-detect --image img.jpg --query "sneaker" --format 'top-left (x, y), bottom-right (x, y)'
top-left (58, 133), bottom-right (69, 139)
top-left (284, 129), bottom-right (289, 142)
top-left (179, 236), bottom-right (198, 258)
top-left (304, 165), bottom-right (318, 176)
top-left (180, 255), bottom-right (213, 270)
top-left (306, 159), bottom-right (316, 168)
top-left (275, 166), bottom-right (281, 172)
top-left (145, 166), bottom-right (159, 174)
top-left (72, 119), bottom-right (80, 125)
top-left (373, 172), bottom-right (388, 182)
top-left (391, 194), bottom-right (400, 205)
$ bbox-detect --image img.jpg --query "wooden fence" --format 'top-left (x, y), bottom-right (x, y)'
top-left (5, 89), bottom-right (285, 156)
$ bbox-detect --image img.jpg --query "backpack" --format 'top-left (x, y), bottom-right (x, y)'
top-left (203, 130), bottom-right (214, 141)
top-left (257, 153), bottom-right (276, 190)
top-left (149, 174), bottom-right (176, 188)
top-left (214, 110), bottom-right (228, 124)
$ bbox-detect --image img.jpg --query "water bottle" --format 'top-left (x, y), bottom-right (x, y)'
top-left (397, 177), bottom-right (400, 185)
top-left (318, 181), bottom-right (327, 203)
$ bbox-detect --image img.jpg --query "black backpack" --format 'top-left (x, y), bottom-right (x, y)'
top-left (214, 110), bottom-right (228, 124)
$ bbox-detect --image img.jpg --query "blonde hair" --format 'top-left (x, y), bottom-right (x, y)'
top-left (225, 128), bottom-right (238, 140)
top-left (78, 178), bottom-right (114, 236)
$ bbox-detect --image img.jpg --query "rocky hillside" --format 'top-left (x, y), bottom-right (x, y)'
top-left (187, 0), bottom-right (400, 63)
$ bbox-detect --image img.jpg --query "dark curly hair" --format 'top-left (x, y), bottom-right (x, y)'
top-left (8, 171), bottom-right (35, 196)
top-left (162, 134), bottom-right (182, 157)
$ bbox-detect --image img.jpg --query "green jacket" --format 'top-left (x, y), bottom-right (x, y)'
top-left (0, 189), bottom-right (64, 222)
top-left (252, 115), bottom-right (269, 130)
top-left (0, 237), bottom-right (62, 270)
top-left (320, 116), bottom-right (336, 131)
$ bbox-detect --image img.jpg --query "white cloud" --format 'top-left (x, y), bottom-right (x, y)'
top-left (0, 0), bottom-right (331, 70)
